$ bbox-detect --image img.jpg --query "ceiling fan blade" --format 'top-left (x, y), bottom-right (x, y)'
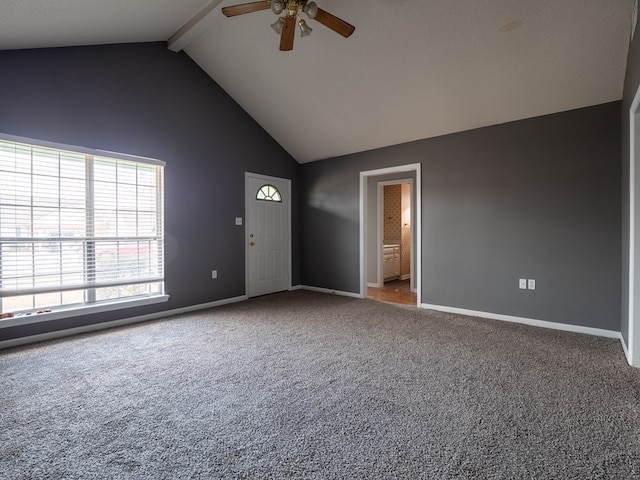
top-left (280, 16), bottom-right (296, 51)
top-left (222, 1), bottom-right (271, 17)
top-left (314, 8), bottom-right (355, 38)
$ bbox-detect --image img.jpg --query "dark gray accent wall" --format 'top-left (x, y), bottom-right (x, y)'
top-left (622, 32), bottom-right (640, 344)
top-left (0, 42), bottom-right (299, 342)
top-left (302, 103), bottom-right (621, 330)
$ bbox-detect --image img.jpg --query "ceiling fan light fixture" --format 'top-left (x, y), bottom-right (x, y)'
top-left (298, 19), bottom-right (312, 37)
top-left (271, 16), bottom-right (285, 34)
top-left (223, 0), bottom-right (355, 51)
top-left (303, 1), bottom-right (318, 19)
top-left (271, 0), bottom-right (285, 14)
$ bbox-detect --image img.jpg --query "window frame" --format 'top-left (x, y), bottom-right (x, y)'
top-left (256, 184), bottom-right (282, 202)
top-left (0, 133), bottom-right (169, 325)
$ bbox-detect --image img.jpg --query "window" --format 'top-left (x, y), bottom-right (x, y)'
top-left (256, 184), bottom-right (282, 202)
top-left (0, 137), bottom-right (165, 317)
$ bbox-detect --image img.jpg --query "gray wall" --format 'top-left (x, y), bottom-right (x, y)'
top-left (0, 42), bottom-right (625, 341)
top-left (0, 43), bottom-right (300, 341)
top-left (302, 102), bottom-right (622, 331)
top-left (621, 31), bottom-right (640, 344)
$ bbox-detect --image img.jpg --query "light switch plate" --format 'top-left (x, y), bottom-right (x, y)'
top-left (519, 279), bottom-right (527, 289)
top-left (528, 279), bottom-right (536, 290)
top-left (235, 217), bottom-right (243, 225)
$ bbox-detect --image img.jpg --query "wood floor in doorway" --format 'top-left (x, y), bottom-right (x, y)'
top-left (367, 279), bottom-right (417, 305)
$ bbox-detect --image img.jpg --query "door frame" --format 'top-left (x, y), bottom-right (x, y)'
top-left (244, 172), bottom-right (292, 298)
top-left (377, 179), bottom-right (415, 291)
top-left (628, 86), bottom-right (640, 367)
top-left (360, 163), bottom-right (421, 306)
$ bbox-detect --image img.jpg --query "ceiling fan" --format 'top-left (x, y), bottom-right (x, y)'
top-left (222, 0), bottom-right (355, 51)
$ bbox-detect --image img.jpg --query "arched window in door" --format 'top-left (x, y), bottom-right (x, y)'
top-left (256, 184), bottom-right (282, 202)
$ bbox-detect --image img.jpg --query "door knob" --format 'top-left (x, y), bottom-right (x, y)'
top-left (250, 241), bottom-right (255, 247)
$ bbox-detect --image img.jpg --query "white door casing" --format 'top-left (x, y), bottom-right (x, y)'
top-left (628, 85), bottom-right (640, 367)
top-left (245, 173), bottom-right (291, 298)
top-left (360, 164), bottom-right (422, 306)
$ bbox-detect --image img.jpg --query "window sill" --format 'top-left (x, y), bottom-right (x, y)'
top-left (0, 295), bottom-right (170, 329)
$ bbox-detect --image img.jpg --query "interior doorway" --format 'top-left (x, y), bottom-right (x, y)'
top-left (359, 164), bottom-right (421, 307)
top-left (628, 85), bottom-right (640, 367)
top-left (367, 180), bottom-right (416, 305)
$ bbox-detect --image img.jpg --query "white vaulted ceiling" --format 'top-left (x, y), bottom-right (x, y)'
top-left (0, 0), bottom-right (209, 50)
top-left (0, 0), bottom-right (634, 163)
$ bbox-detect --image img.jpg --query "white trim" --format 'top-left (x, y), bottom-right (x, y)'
top-left (359, 172), bottom-right (367, 296)
top-left (167, 0), bottom-right (225, 52)
top-left (621, 334), bottom-right (631, 361)
top-left (0, 132), bottom-right (164, 166)
top-left (0, 295), bottom-right (247, 350)
top-left (628, 84), bottom-right (640, 367)
top-left (376, 181), bottom-right (384, 287)
top-left (289, 285), bottom-right (302, 291)
top-left (359, 164), bottom-right (422, 306)
top-left (0, 295), bottom-right (169, 329)
top-left (245, 172), bottom-right (292, 298)
top-left (421, 303), bottom-right (622, 339)
top-left (301, 285), bottom-right (362, 299)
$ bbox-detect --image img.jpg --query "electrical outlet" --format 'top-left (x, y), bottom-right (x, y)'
top-left (519, 278), bottom-right (527, 289)
top-left (212, 270), bottom-right (218, 279)
top-left (235, 217), bottom-right (243, 225)
top-left (528, 279), bottom-right (536, 290)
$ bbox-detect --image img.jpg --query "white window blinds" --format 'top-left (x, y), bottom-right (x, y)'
top-left (0, 138), bottom-right (164, 315)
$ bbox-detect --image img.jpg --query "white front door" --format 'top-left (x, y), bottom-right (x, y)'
top-left (246, 173), bottom-right (291, 297)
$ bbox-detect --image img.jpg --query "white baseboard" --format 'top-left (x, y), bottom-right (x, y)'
top-left (401, 274), bottom-right (411, 281)
top-left (289, 285), bottom-right (302, 291)
top-left (367, 282), bottom-right (382, 288)
top-left (421, 303), bottom-right (621, 339)
top-left (301, 285), bottom-right (363, 299)
top-left (0, 295), bottom-right (248, 350)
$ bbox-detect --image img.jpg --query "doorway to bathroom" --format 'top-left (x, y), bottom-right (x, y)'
top-left (359, 164), bottom-right (421, 307)
top-left (367, 180), bottom-right (416, 305)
